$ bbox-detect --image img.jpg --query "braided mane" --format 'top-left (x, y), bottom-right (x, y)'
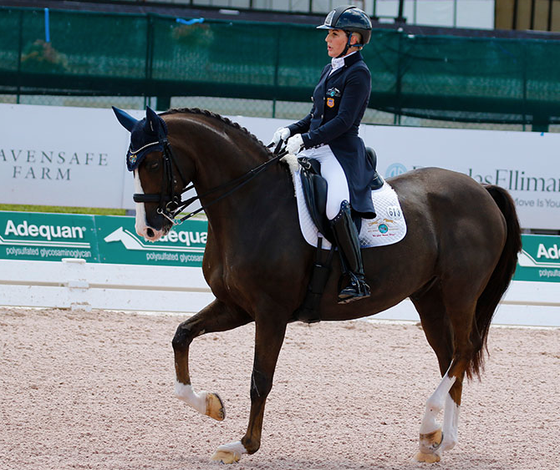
top-left (163, 107), bottom-right (272, 156)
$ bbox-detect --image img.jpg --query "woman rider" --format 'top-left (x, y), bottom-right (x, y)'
top-left (271, 5), bottom-right (375, 304)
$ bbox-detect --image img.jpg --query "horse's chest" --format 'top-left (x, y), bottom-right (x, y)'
top-left (203, 256), bottom-right (249, 301)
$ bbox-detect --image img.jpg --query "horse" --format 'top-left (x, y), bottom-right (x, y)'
top-left (113, 106), bottom-right (522, 464)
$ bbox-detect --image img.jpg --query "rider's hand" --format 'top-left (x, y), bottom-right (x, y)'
top-left (270, 127), bottom-right (291, 146)
top-left (286, 134), bottom-right (304, 155)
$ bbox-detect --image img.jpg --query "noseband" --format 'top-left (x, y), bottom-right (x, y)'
top-left (132, 137), bottom-right (189, 223)
top-left (134, 136), bottom-right (287, 225)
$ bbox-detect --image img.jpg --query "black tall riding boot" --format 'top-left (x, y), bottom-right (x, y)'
top-left (330, 201), bottom-right (371, 304)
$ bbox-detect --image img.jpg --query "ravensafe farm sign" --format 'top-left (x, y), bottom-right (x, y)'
top-left (2, 104), bottom-right (560, 228)
top-left (0, 104), bottom-right (134, 210)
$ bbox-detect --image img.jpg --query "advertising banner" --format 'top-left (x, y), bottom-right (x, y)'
top-left (0, 211), bottom-right (98, 262)
top-left (515, 234), bottom-right (560, 282)
top-left (1, 211), bottom-right (560, 283)
top-left (234, 116), bottom-right (560, 231)
top-left (361, 125), bottom-right (560, 231)
top-left (97, 215), bottom-right (206, 267)
top-left (0, 104), bottom-right (137, 210)
top-left (1, 105), bottom-right (560, 230)
top-left (0, 212), bottom-right (207, 267)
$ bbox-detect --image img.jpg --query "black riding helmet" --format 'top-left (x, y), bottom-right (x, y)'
top-left (317, 5), bottom-right (373, 57)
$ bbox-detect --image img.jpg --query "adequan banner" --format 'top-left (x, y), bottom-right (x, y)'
top-left (97, 215), bottom-right (206, 267)
top-left (0, 211), bottom-right (559, 282)
top-left (0, 211), bottom-right (99, 262)
top-left (0, 212), bottom-right (207, 267)
top-left (515, 234), bottom-right (560, 282)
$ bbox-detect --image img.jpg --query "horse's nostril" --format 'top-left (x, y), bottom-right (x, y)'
top-left (146, 228), bottom-right (155, 238)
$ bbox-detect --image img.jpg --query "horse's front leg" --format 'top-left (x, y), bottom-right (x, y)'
top-left (211, 318), bottom-right (288, 464)
top-left (172, 300), bottom-right (252, 421)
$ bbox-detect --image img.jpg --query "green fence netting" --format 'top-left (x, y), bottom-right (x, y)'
top-left (1, 7), bottom-right (560, 128)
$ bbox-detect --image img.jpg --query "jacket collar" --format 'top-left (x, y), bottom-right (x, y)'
top-left (328, 51), bottom-right (363, 79)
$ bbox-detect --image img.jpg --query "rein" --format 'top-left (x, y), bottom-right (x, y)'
top-left (134, 138), bottom-right (287, 226)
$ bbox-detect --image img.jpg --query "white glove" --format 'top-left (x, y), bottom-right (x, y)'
top-left (270, 127), bottom-right (291, 146)
top-left (286, 134), bottom-right (304, 155)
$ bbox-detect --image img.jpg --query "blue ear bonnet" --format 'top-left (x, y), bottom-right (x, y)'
top-left (126, 118), bottom-right (166, 171)
top-left (112, 106), bottom-right (168, 171)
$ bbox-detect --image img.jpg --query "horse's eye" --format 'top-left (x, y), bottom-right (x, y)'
top-left (147, 160), bottom-right (160, 171)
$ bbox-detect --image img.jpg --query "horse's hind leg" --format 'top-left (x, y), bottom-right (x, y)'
top-left (172, 300), bottom-right (252, 421)
top-left (411, 288), bottom-right (471, 463)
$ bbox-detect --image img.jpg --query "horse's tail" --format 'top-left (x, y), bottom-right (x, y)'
top-left (469, 185), bottom-right (522, 378)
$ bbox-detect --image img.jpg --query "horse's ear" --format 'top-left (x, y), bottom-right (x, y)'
top-left (146, 106), bottom-right (168, 139)
top-left (112, 106), bottom-right (138, 132)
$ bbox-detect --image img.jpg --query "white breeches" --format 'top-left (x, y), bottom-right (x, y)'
top-left (299, 145), bottom-right (350, 220)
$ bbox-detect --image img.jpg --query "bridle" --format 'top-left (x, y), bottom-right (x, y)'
top-left (133, 133), bottom-right (287, 226)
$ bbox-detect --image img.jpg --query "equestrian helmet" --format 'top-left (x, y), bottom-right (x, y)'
top-left (317, 5), bottom-right (373, 46)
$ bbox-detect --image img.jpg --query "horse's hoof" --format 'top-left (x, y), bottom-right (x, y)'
top-left (413, 451), bottom-right (441, 463)
top-left (210, 449), bottom-right (241, 464)
top-left (210, 441), bottom-right (245, 464)
top-left (205, 392), bottom-right (225, 421)
top-left (413, 428), bottom-right (443, 463)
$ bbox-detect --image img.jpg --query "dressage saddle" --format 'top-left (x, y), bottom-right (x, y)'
top-left (294, 147), bottom-right (382, 323)
top-left (298, 147), bottom-right (383, 243)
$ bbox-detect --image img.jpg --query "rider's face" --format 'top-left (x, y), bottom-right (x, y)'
top-left (326, 29), bottom-right (350, 58)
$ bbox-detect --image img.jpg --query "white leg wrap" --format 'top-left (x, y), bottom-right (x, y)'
top-left (215, 440), bottom-right (246, 460)
top-left (175, 381), bottom-right (207, 415)
top-left (419, 373), bottom-right (456, 434)
top-left (441, 395), bottom-right (460, 451)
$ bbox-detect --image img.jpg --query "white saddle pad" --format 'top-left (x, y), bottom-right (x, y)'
top-left (283, 155), bottom-right (407, 250)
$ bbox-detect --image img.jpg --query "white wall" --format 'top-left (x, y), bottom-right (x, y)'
top-left (1, 104), bottom-right (559, 231)
top-left (0, 104), bottom-right (138, 210)
top-left (181, 0), bottom-right (496, 29)
top-left (374, 0), bottom-right (495, 29)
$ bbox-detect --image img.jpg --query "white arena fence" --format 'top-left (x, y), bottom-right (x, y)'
top-left (0, 212), bottom-right (559, 327)
top-left (0, 258), bottom-right (559, 327)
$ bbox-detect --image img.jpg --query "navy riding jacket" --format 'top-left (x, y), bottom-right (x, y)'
top-left (288, 51), bottom-right (376, 219)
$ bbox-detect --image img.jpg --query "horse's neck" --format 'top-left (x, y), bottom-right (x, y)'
top-left (202, 153), bottom-right (293, 226)
top-left (181, 120), bottom-right (293, 227)
top-left (179, 116), bottom-right (263, 188)
top-left (175, 116), bottom-right (310, 277)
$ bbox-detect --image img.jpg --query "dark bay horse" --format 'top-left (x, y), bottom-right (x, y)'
top-left (113, 106), bottom-right (521, 464)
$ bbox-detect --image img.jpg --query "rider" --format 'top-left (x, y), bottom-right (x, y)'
top-left (271, 5), bottom-right (375, 304)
